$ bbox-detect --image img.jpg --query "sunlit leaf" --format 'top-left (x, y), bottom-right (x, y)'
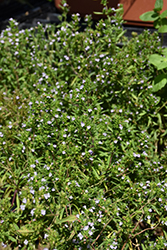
top-left (140, 11), bottom-right (159, 21)
top-left (152, 74), bottom-right (167, 92)
top-left (56, 215), bottom-right (77, 224)
top-left (154, 0), bottom-right (163, 11)
top-left (160, 9), bottom-right (167, 19)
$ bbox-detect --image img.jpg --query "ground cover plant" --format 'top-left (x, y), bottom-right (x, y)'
top-left (0, 0), bottom-right (167, 249)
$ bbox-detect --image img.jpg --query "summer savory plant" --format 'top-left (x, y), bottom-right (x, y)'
top-left (0, 0), bottom-right (167, 249)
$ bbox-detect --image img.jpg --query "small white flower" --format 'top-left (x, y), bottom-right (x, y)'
top-left (81, 122), bottom-right (85, 127)
top-left (20, 205), bottom-right (26, 211)
top-left (44, 193), bottom-right (50, 199)
top-left (30, 208), bottom-right (35, 216)
top-left (88, 230), bottom-right (93, 235)
top-left (44, 233), bottom-right (49, 239)
top-left (41, 209), bottom-right (46, 215)
top-left (78, 232), bottom-right (83, 240)
top-left (22, 198), bottom-right (27, 204)
top-left (119, 124), bottom-right (123, 130)
top-left (30, 164), bottom-right (36, 168)
top-left (24, 239), bottom-right (28, 245)
top-left (119, 221), bottom-right (123, 226)
top-left (83, 225), bottom-right (89, 231)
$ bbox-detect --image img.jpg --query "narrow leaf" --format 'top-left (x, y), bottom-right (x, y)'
top-left (8, 236), bottom-right (17, 242)
top-left (16, 193), bottom-right (20, 213)
top-left (93, 11), bottom-right (103, 15)
top-left (161, 129), bottom-right (167, 137)
top-left (92, 166), bottom-right (100, 180)
top-left (141, 244), bottom-right (147, 250)
top-left (131, 93), bottom-right (138, 101)
top-left (56, 215), bottom-right (77, 224)
top-left (13, 223), bottom-right (20, 231)
top-left (59, 207), bottom-right (65, 220)
top-left (68, 230), bottom-right (75, 241)
top-left (157, 113), bottom-right (162, 128)
top-left (17, 229), bottom-right (34, 233)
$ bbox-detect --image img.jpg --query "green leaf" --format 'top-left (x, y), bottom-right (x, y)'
top-left (158, 24), bottom-right (167, 33)
top-left (116, 30), bottom-right (126, 42)
top-left (139, 11), bottom-right (159, 21)
top-left (68, 230), bottom-right (75, 241)
top-left (157, 61), bottom-right (167, 70)
top-left (154, 0), bottom-right (163, 11)
top-left (150, 204), bottom-right (160, 214)
top-left (154, 18), bottom-right (161, 28)
top-left (13, 223), bottom-right (20, 231)
top-left (164, 230), bottom-right (167, 241)
top-left (148, 54), bottom-right (167, 69)
top-left (162, 48), bottom-right (167, 57)
top-left (157, 113), bottom-right (162, 128)
top-left (16, 193), bottom-right (20, 213)
top-left (92, 166), bottom-right (100, 180)
top-left (152, 74), bottom-right (167, 92)
top-left (8, 236), bottom-right (17, 242)
top-left (141, 244), bottom-right (147, 250)
top-left (56, 215), bottom-right (77, 224)
top-left (93, 11), bottom-right (103, 15)
top-left (17, 229), bottom-right (34, 234)
top-left (17, 226), bottom-right (34, 234)
top-left (131, 93), bottom-right (138, 101)
top-left (59, 207), bottom-right (65, 220)
top-left (160, 9), bottom-right (167, 19)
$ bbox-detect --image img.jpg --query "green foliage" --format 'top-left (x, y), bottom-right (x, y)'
top-left (140, 0), bottom-right (167, 33)
top-left (140, 0), bottom-right (167, 96)
top-left (0, 2), bottom-right (167, 250)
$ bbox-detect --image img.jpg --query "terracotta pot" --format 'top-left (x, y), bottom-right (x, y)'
top-left (54, 0), bottom-right (120, 20)
top-left (54, 0), bottom-right (167, 26)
